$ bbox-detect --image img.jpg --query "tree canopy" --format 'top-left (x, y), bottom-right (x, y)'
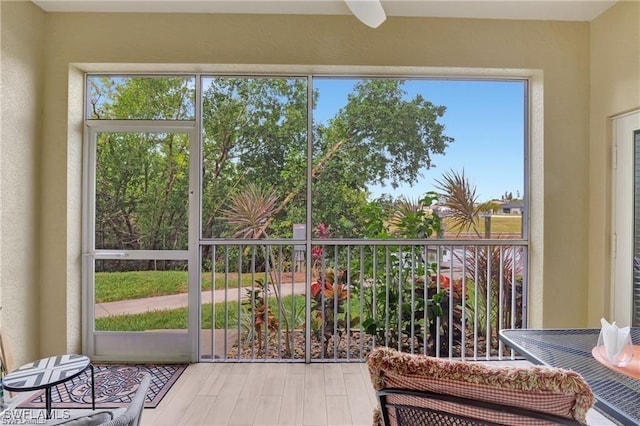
top-left (90, 75), bottom-right (453, 247)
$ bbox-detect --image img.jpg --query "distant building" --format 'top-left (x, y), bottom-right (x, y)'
top-left (433, 205), bottom-right (453, 217)
top-left (497, 200), bottom-right (524, 214)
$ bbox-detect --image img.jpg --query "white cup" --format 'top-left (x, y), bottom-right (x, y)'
top-left (597, 329), bottom-right (634, 367)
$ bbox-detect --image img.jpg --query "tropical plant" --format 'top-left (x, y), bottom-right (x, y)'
top-left (309, 269), bottom-right (359, 357)
top-left (358, 193), bottom-right (446, 354)
top-left (434, 169), bottom-right (483, 237)
top-left (221, 183), bottom-right (279, 239)
top-left (361, 257), bottom-right (447, 355)
top-left (463, 280), bottom-right (497, 339)
top-left (242, 279), bottom-right (279, 356)
top-left (389, 192), bottom-right (442, 239)
top-left (458, 244), bottom-right (523, 355)
top-left (311, 223), bottom-right (332, 277)
top-left (220, 184), bottom-right (295, 356)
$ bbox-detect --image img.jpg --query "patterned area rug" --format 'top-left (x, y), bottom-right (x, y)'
top-left (18, 364), bottom-right (187, 409)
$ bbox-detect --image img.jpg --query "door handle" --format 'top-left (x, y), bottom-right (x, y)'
top-left (83, 252), bottom-right (128, 257)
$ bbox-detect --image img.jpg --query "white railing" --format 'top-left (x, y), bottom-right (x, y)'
top-left (200, 239), bottom-right (527, 362)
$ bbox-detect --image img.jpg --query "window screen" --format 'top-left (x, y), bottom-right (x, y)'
top-left (633, 130), bottom-right (640, 326)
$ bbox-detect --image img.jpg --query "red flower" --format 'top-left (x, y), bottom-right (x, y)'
top-left (315, 223), bottom-right (331, 238)
top-left (311, 246), bottom-right (323, 261)
top-left (432, 274), bottom-right (451, 288)
top-left (439, 275), bottom-right (451, 288)
top-left (311, 281), bottom-right (323, 297)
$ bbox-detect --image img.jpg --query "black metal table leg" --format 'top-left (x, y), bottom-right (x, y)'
top-left (45, 386), bottom-right (52, 419)
top-left (90, 364), bottom-right (95, 410)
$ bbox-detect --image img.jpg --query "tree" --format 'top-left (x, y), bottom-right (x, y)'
top-left (198, 77), bottom-right (456, 239)
top-left (201, 77), bottom-right (308, 238)
top-left (311, 79), bottom-right (453, 237)
top-left (480, 201), bottom-right (500, 214)
top-left (93, 77), bottom-right (193, 255)
top-left (92, 76), bottom-right (454, 250)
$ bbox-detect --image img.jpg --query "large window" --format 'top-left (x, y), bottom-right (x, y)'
top-left (87, 75), bottom-right (195, 120)
top-left (85, 73), bottom-right (527, 362)
top-left (88, 74), bottom-right (526, 243)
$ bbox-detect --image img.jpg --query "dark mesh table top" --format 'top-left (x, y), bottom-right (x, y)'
top-left (500, 328), bottom-right (640, 426)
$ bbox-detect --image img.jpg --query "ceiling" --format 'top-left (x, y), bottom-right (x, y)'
top-left (32, 0), bottom-right (617, 22)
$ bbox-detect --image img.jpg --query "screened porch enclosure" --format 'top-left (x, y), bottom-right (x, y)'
top-left (84, 74), bottom-right (527, 362)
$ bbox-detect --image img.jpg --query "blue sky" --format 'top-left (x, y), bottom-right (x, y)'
top-left (313, 78), bottom-right (525, 202)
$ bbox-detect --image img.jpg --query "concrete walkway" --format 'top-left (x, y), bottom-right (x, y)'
top-left (95, 282), bottom-right (307, 318)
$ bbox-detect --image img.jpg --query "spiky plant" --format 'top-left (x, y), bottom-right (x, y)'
top-left (389, 196), bottom-right (421, 232)
top-left (221, 183), bottom-right (279, 239)
top-left (458, 244), bottom-right (523, 344)
top-left (221, 184), bottom-right (295, 356)
top-left (434, 169), bottom-right (482, 238)
top-left (387, 194), bottom-right (441, 239)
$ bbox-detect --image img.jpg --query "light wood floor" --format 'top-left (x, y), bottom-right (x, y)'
top-left (140, 362), bottom-right (377, 426)
top-left (2, 359), bottom-right (616, 425)
top-left (140, 360), bottom-right (617, 426)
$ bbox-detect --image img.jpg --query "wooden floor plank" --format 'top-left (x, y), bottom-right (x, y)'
top-left (303, 364), bottom-right (327, 425)
top-left (146, 364), bottom-right (212, 426)
top-left (203, 370), bottom-right (249, 425)
top-left (343, 372), bottom-right (375, 426)
top-left (278, 370), bottom-right (305, 425)
top-left (136, 359), bottom-right (618, 425)
top-left (229, 364), bottom-right (267, 425)
top-left (178, 395), bottom-right (219, 426)
top-left (261, 364), bottom-right (288, 396)
top-left (339, 363), bottom-right (362, 374)
top-left (199, 363), bottom-right (232, 396)
top-left (254, 395), bottom-right (283, 425)
top-left (323, 363), bottom-right (347, 396)
top-left (326, 395), bottom-right (352, 426)
top-left (286, 363), bottom-right (306, 374)
top-left (358, 363), bottom-right (377, 407)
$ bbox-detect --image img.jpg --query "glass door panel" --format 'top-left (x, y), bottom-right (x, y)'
top-left (613, 111), bottom-right (640, 326)
top-left (95, 132), bottom-right (190, 250)
top-left (85, 128), bottom-right (195, 361)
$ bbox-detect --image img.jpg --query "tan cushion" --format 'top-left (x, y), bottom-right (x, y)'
top-left (367, 347), bottom-right (595, 426)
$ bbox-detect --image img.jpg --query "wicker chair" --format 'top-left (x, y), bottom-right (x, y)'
top-left (367, 347), bottom-right (595, 426)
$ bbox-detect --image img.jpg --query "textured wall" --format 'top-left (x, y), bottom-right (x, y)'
top-left (0, 0), bottom-right (45, 366)
top-left (41, 12), bottom-right (590, 354)
top-left (5, 3), bottom-right (622, 360)
top-left (588, 1), bottom-right (640, 326)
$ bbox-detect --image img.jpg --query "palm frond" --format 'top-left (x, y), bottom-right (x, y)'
top-left (434, 169), bottom-right (482, 237)
top-left (389, 196), bottom-right (422, 228)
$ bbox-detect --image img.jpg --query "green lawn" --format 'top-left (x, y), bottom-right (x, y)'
top-left (96, 270), bottom-right (264, 303)
top-left (94, 293), bottom-right (375, 332)
top-left (95, 295), bottom-right (307, 331)
top-left (443, 214), bottom-right (522, 236)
